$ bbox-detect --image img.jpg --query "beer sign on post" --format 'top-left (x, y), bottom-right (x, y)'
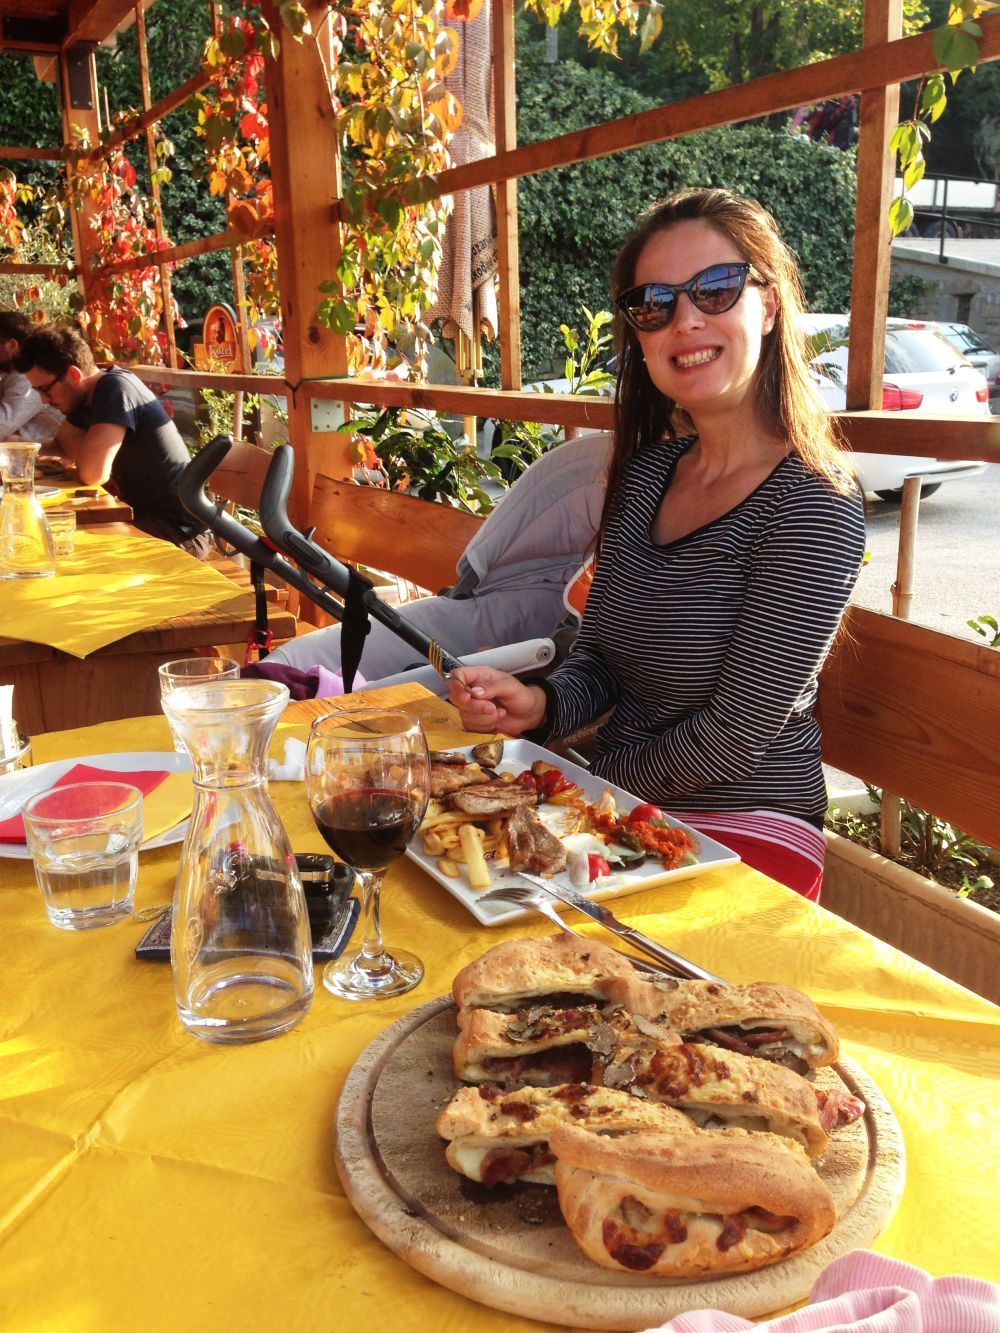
top-left (193, 304), bottom-right (246, 372)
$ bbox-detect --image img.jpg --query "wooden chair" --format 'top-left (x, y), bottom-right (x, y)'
top-left (308, 471), bottom-right (484, 595)
top-left (818, 605), bottom-right (1000, 850)
top-left (817, 605), bottom-right (1000, 999)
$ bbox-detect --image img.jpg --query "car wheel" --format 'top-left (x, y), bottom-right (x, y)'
top-left (920, 218), bottom-right (960, 239)
top-left (874, 482), bottom-right (943, 502)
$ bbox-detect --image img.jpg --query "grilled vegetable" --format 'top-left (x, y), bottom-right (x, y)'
top-left (471, 740), bottom-right (505, 769)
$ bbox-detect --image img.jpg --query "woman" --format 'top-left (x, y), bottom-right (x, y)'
top-left (450, 188), bottom-right (866, 900)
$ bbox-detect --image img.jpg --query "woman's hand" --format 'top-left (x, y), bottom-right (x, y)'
top-left (447, 668), bottom-right (547, 736)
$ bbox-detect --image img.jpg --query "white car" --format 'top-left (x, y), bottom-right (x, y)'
top-left (804, 316), bottom-right (990, 500)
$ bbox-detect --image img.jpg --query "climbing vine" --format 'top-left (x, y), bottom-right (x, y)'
top-left (66, 122), bottom-right (182, 362)
top-left (890, 0), bottom-right (988, 235)
top-left (197, 11), bottom-right (281, 344)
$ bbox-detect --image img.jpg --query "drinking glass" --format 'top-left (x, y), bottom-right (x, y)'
top-left (158, 657), bottom-right (240, 753)
top-left (22, 782), bottom-right (142, 930)
top-left (46, 507), bottom-right (77, 557)
top-left (305, 709), bottom-right (430, 1001)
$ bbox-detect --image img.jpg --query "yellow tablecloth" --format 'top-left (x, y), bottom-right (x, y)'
top-left (2, 701), bottom-right (998, 1331)
top-left (4, 528), bottom-right (245, 658)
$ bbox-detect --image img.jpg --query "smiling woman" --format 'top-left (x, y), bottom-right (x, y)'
top-left (449, 188), bottom-right (867, 903)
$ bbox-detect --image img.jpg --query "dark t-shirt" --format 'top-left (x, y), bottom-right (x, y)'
top-left (69, 368), bottom-right (204, 542)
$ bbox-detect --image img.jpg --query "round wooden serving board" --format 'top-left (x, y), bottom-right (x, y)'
top-left (334, 996), bottom-right (906, 1330)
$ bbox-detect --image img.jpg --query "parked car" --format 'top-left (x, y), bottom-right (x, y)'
top-left (918, 321), bottom-right (1000, 411)
top-left (804, 315), bottom-right (991, 500)
top-left (485, 320), bottom-right (989, 503)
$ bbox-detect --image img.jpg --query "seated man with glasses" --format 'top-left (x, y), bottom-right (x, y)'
top-left (0, 311), bottom-right (64, 443)
top-left (17, 325), bottom-right (209, 557)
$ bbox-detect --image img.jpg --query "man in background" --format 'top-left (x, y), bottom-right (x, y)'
top-left (17, 325), bottom-right (208, 557)
top-left (0, 311), bottom-right (63, 442)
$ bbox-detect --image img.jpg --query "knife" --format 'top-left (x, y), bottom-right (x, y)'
top-left (518, 873), bottom-right (724, 984)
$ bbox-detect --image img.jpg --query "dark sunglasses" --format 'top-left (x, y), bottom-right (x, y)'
top-left (615, 262), bottom-right (757, 333)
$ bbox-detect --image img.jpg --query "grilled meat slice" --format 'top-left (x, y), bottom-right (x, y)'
top-left (506, 802), bottom-right (567, 875)
top-left (450, 781), bottom-right (539, 818)
top-left (430, 762), bottom-right (490, 799)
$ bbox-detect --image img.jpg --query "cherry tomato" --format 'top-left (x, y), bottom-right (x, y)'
top-left (517, 770), bottom-right (538, 789)
top-left (587, 853), bottom-right (612, 880)
top-left (627, 803), bottom-right (665, 829)
top-left (537, 769), bottom-right (574, 800)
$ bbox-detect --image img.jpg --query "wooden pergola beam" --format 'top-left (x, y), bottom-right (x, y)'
top-left (126, 364), bottom-right (1000, 467)
top-left (97, 224), bottom-right (271, 275)
top-left (0, 146), bottom-right (64, 161)
top-left (74, 66), bottom-right (214, 162)
top-left (63, 0), bottom-right (148, 47)
top-left (331, 11), bottom-right (1000, 221)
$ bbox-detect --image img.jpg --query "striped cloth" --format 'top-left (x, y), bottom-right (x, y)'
top-left (641, 1249), bottom-right (1000, 1331)
top-left (670, 809), bottom-right (826, 901)
top-left (540, 436), bottom-right (866, 826)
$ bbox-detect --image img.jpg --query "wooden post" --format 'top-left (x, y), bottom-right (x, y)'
top-left (846, 0), bottom-right (902, 413)
top-left (58, 45), bottom-right (104, 316)
top-left (492, 0), bottom-right (521, 391)
top-left (134, 0), bottom-right (178, 368)
top-left (880, 473), bottom-right (922, 858)
top-left (261, 1), bottom-right (350, 534)
top-left (848, 0), bottom-right (905, 860)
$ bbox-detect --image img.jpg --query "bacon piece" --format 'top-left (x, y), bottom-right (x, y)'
top-left (743, 1207), bottom-right (796, 1234)
top-left (480, 1148), bottom-right (533, 1187)
top-left (716, 1213), bottom-right (748, 1252)
top-left (815, 1087), bottom-right (866, 1132)
top-left (602, 1219), bottom-right (665, 1271)
top-left (501, 1100), bottom-right (539, 1124)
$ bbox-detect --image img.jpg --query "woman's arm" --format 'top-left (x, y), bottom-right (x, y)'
top-left (596, 485), bottom-right (866, 797)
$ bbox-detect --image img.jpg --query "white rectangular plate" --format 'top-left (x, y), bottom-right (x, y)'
top-left (406, 739), bottom-right (739, 926)
top-left (0, 751), bottom-right (193, 859)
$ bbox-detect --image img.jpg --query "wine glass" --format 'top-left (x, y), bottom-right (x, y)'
top-left (305, 709), bottom-right (430, 1001)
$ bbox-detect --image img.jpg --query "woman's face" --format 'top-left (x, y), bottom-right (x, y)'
top-left (631, 218), bottom-right (777, 421)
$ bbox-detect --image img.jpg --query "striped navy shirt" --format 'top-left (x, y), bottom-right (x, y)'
top-left (541, 436), bottom-right (866, 823)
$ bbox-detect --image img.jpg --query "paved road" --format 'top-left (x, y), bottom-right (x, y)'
top-left (852, 463), bottom-right (1000, 641)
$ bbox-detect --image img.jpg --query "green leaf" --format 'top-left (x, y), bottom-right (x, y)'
top-left (376, 196), bottom-right (403, 231)
top-left (888, 195), bottom-right (914, 236)
top-left (903, 157), bottom-right (925, 190)
top-left (933, 24), bottom-right (979, 75)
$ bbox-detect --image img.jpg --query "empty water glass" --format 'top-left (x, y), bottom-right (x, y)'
top-left (23, 782), bottom-right (143, 930)
top-left (46, 507), bottom-right (77, 558)
top-left (158, 657), bottom-right (240, 753)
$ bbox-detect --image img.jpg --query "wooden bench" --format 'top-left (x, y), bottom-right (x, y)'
top-left (817, 606), bottom-right (1000, 1000)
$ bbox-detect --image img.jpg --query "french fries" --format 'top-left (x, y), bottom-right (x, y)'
top-left (459, 823), bottom-right (492, 890)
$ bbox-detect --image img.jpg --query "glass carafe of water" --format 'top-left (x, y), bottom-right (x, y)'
top-left (162, 679), bottom-right (313, 1044)
top-left (0, 442), bottom-right (55, 579)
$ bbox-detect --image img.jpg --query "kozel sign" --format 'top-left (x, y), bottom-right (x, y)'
top-left (195, 303), bottom-right (245, 372)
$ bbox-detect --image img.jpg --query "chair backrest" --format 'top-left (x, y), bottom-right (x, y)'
top-left (818, 606), bottom-right (1000, 848)
top-left (203, 438), bottom-right (273, 512)
top-left (309, 472), bottom-right (484, 593)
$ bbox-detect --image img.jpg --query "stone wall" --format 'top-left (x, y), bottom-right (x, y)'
top-left (890, 238), bottom-right (1000, 345)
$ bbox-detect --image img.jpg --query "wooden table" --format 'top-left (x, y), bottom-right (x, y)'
top-left (39, 473), bottom-right (134, 525)
top-left (1, 688), bottom-right (998, 1332)
top-left (0, 526), bottom-right (296, 733)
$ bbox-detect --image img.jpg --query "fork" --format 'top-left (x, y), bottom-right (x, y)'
top-left (477, 882), bottom-right (682, 980)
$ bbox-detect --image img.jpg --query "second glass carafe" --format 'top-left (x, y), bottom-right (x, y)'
top-left (0, 442), bottom-right (55, 580)
top-left (162, 679), bottom-right (313, 1044)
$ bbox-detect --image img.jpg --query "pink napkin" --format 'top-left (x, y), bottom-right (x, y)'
top-left (0, 763), bottom-right (169, 844)
top-left (642, 1250), bottom-right (1000, 1332)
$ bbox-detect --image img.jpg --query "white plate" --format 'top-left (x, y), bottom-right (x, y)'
top-left (407, 738), bottom-right (740, 926)
top-left (0, 751), bottom-right (193, 860)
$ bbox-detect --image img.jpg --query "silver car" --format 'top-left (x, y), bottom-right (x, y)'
top-left (805, 316), bottom-right (991, 501)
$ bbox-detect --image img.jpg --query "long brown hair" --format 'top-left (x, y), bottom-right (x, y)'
top-left (600, 187), bottom-right (853, 547)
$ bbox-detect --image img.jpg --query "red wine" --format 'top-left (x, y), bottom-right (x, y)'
top-left (314, 788), bottom-right (420, 871)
